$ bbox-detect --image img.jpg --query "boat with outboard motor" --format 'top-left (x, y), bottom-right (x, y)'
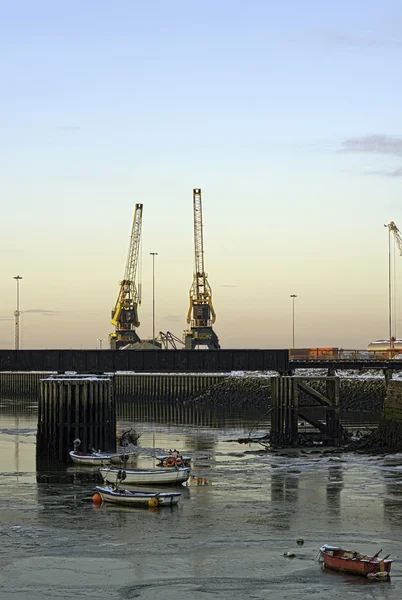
top-left (100, 465), bottom-right (191, 486)
top-left (94, 485), bottom-right (181, 507)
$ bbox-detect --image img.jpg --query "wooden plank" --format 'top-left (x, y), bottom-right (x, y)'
top-left (297, 381), bottom-right (333, 407)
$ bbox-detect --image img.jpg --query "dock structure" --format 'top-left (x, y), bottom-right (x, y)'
top-left (37, 374), bottom-right (116, 462)
top-left (270, 375), bottom-right (340, 446)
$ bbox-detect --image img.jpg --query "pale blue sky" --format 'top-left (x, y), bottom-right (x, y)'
top-left (1, 1), bottom-right (402, 349)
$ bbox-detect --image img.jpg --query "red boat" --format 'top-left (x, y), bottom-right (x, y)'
top-left (320, 544), bottom-right (392, 578)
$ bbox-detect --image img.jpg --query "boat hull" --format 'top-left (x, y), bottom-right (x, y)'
top-left (70, 450), bottom-right (137, 466)
top-left (95, 486), bottom-right (181, 507)
top-left (320, 545), bottom-right (392, 577)
top-left (100, 466), bottom-right (191, 486)
top-left (69, 451), bottom-right (119, 466)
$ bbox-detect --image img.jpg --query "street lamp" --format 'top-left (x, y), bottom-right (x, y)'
top-left (14, 276), bottom-right (23, 350)
top-left (97, 338), bottom-right (105, 350)
top-left (290, 294), bottom-right (297, 349)
top-left (150, 252), bottom-right (158, 346)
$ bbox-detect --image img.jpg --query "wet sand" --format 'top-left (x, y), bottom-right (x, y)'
top-left (0, 406), bottom-right (401, 599)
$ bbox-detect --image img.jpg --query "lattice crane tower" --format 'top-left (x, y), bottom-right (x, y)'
top-left (184, 189), bottom-right (220, 350)
top-left (110, 204), bottom-right (143, 349)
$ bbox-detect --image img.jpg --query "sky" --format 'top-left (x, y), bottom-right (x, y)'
top-left (1, 0), bottom-right (402, 350)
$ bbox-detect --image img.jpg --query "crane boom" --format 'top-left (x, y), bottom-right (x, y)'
top-left (110, 203), bottom-right (143, 349)
top-left (184, 189), bottom-right (220, 349)
top-left (388, 221), bottom-right (402, 256)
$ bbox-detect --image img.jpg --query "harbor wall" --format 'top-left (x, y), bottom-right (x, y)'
top-left (368, 379), bottom-right (402, 452)
top-left (0, 372), bottom-right (227, 402)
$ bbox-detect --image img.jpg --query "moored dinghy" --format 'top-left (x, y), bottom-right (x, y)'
top-left (100, 466), bottom-right (191, 486)
top-left (320, 544), bottom-right (392, 578)
top-left (69, 449), bottom-right (121, 466)
top-left (69, 439), bottom-right (137, 466)
top-left (95, 485), bottom-right (181, 507)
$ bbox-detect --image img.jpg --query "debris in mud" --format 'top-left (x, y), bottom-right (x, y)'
top-left (119, 428), bottom-right (142, 447)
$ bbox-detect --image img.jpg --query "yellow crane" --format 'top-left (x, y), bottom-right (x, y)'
top-left (109, 204), bottom-right (143, 349)
top-left (184, 188), bottom-right (220, 350)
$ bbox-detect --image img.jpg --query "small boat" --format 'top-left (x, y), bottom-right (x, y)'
top-left (320, 544), bottom-right (392, 578)
top-left (69, 449), bottom-right (137, 467)
top-left (100, 466), bottom-right (191, 486)
top-left (69, 450), bottom-right (121, 466)
top-left (95, 485), bottom-right (181, 507)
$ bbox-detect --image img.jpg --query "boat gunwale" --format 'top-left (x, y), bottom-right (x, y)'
top-left (319, 545), bottom-right (393, 565)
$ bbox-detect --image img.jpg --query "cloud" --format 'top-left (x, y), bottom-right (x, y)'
top-left (340, 134), bottom-right (402, 157)
top-left (164, 315), bottom-right (181, 322)
top-left (219, 284), bottom-right (240, 288)
top-left (24, 309), bottom-right (60, 317)
top-left (339, 135), bottom-right (402, 177)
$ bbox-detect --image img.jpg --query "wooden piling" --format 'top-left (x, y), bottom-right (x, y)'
top-left (271, 376), bottom-right (299, 446)
top-left (37, 374), bottom-right (115, 463)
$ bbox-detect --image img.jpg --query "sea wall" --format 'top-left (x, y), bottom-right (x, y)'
top-left (0, 372), bottom-right (227, 402)
top-left (367, 380), bottom-right (402, 452)
top-left (187, 375), bottom-right (386, 412)
top-left (0, 371), bottom-right (388, 412)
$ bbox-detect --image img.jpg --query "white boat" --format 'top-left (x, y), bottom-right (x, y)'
top-left (69, 450), bottom-right (138, 467)
top-left (100, 466), bottom-right (191, 486)
top-left (69, 450), bottom-right (121, 466)
top-left (95, 486), bottom-right (181, 507)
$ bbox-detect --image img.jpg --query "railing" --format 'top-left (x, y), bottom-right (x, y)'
top-left (289, 348), bottom-right (402, 361)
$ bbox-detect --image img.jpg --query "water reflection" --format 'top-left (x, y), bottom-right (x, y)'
top-left (326, 463), bottom-right (344, 518)
top-left (270, 468), bottom-right (300, 505)
top-left (118, 401), bottom-right (266, 429)
top-left (381, 456), bottom-right (402, 525)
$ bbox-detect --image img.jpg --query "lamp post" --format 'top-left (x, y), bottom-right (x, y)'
top-left (384, 223), bottom-right (393, 358)
top-left (290, 294), bottom-right (297, 349)
top-left (14, 276), bottom-right (23, 350)
top-left (97, 338), bottom-right (104, 350)
top-left (150, 252), bottom-right (158, 346)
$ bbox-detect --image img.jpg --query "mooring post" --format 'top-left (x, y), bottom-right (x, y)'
top-left (270, 377), bottom-right (279, 444)
top-left (325, 377), bottom-right (340, 444)
top-left (270, 376), bottom-right (298, 446)
top-left (291, 378), bottom-right (299, 446)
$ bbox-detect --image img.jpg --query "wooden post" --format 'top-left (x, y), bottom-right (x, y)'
top-left (326, 377), bottom-right (340, 443)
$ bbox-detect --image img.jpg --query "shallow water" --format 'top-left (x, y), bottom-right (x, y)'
top-left (0, 401), bottom-right (401, 599)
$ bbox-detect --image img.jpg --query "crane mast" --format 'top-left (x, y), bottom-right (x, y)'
top-left (109, 203), bottom-right (143, 350)
top-left (385, 220), bottom-right (402, 356)
top-left (184, 188), bottom-right (220, 350)
top-left (388, 221), bottom-right (402, 256)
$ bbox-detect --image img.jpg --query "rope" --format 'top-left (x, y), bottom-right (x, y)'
top-left (247, 406), bottom-right (274, 438)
